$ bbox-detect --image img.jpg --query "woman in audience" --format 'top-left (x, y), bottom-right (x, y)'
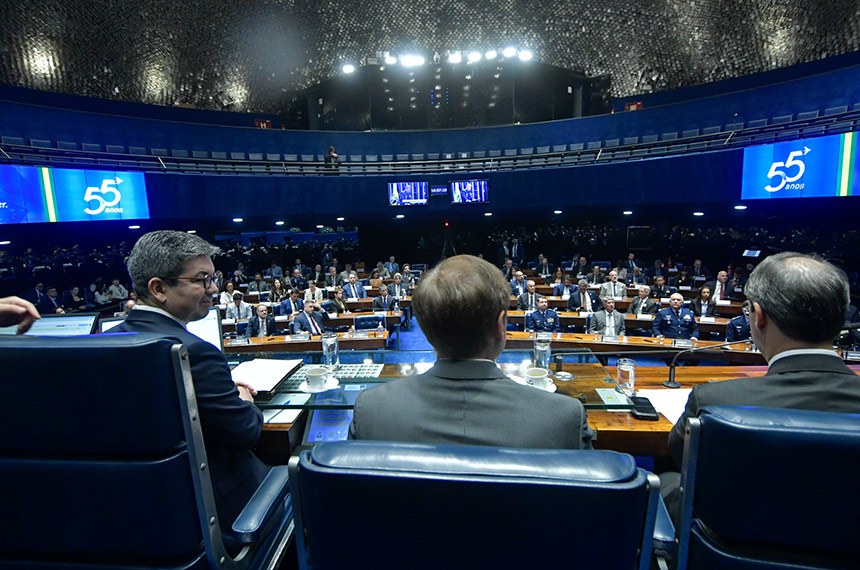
top-left (611, 260), bottom-right (629, 281)
top-left (219, 281), bottom-right (237, 305)
top-left (690, 286), bottom-right (716, 317)
top-left (93, 282), bottom-right (111, 305)
top-left (63, 285), bottom-right (88, 311)
top-left (270, 278), bottom-right (288, 304)
top-left (326, 287), bottom-right (349, 314)
top-left (549, 267), bottom-right (565, 286)
top-left (304, 280), bottom-right (324, 303)
top-left (369, 269), bottom-right (383, 289)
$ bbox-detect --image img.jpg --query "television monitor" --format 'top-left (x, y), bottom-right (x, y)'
top-left (301, 409), bottom-right (355, 445)
top-left (388, 181), bottom-right (428, 206)
top-left (186, 307), bottom-right (224, 352)
top-left (450, 179), bottom-right (489, 203)
top-left (99, 316), bottom-right (125, 332)
top-left (742, 249), bottom-right (762, 258)
top-left (0, 313), bottom-right (99, 336)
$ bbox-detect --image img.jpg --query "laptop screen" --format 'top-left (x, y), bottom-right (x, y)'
top-left (0, 313), bottom-right (99, 336)
top-left (186, 306), bottom-right (224, 352)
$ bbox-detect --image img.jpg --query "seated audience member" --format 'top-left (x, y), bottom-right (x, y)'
top-left (94, 282), bottom-right (111, 305)
top-left (649, 275), bottom-right (674, 299)
top-left (324, 266), bottom-right (340, 288)
top-left (553, 275), bottom-right (578, 299)
top-left (269, 278), bottom-right (288, 304)
top-left (726, 304), bottom-right (752, 342)
top-left (611, 260), bottom-right (628, 281)
top-left (212, 270), bottom-right (225, 293)
top-left (703, 270), bottom-right (731, 302)
top-left (653, 293), bottom-right (698, 341)
top-left (598, 270), bottom-right (625, 298)
top-left (37, 286), bottom-right (66, 314)
top-left (309, 264), bottom-right (325, 284)
top-left (226, 292), bottom-right (253, 320)
top-left (108, 278), bottom-right (129, 300)
top-left (292, 258), bottom-right (309, 277)
top-left (304, 281), bottom-right (324, 304)
top-left (568, 279), bottom-right (602, 312)
top-left (385, 256), bottom-right (400, 276)
top-left (0, 295), bottom-right (40, 333)
top-left (264, 260), bottom-right (283, 280)
top-left (372, 284), bottom-right (396, 310)
top-left (690, 286), bottom-right (717, 317)
top-left (536, 256), bottom-right (554, 279)
top-left (548, 267), bottom-right (565, 286)
top-left (326, 287), bottom-right (349, 314)
top-left (113, 230), bottom-right (268, 535)
top-left (669, 269), bottom-right (692, 288)
top-left (645, 259), bottom-right (666, 283)
top-left (623, 253), bottom-right (640, 272)
top-left (368, 269), bottom-right (383, 289)
top-left (349, 254), bottom-right (593, 449)
top-left (387, 273), bottom-right (409, 299)
top-left (500, 258), bottom-right (515, 280)
top-left (247, 272), bottom-right (271, 294)
top-left (588, 297), bottom-right (625, 336)
top-left (627, 286), bottom-right (659, 316)
top-left (626, 266), bottom-right (647, 286)
top-left (232, 264), bottom-right (248, 284)
top-left (374, 261), bottom-right (391, 280)
top-left (661, 253), bottom-right (860, 521)
top-left (572, 256), bottom-right (590, 278)
top-left (525, 296), bottom-right (560, 332)
top-left (688, 258), bottom-right (710, 279)
top-left (219, 281), bottom-right (237, 305)
top-left (289, 268), bottom-right (308, 291)
top-left (401, 263), bottom-right (416, 288)
top-left (293, 301), bottom-right (327, 335)
top-left (23, 282), bottom-right (45, 306)
top-left (63, 285), bottom-right (89, 311)
top-left (338, 263), bottom-right (354, 283)
top-left (516, 280), bottom-right (539, 311)
top-left (120, 299), bottom-right (136, 316)
top-left (244, 304), bottom-right (277, 338)
top-left (585, 265), bottom-right (605, 285)
top-left (510, 270), bottom-right (528, 297)
top-left (280, 289), bottom-right (303, 316)
top-left (342, 272), bottom-right (367, 299)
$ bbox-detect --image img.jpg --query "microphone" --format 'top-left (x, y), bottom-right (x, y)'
top-left (663, 339), bottom-right (755, 388)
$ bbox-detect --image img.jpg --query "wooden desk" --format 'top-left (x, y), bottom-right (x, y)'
top-left (506, 310), bottom-right (731, 335)
top-left (504, 331), bottom-right (766, 364)
top-left (224, 331), bottom-right (388, 354)
top-left (345, 297), bottom-right (411, 311)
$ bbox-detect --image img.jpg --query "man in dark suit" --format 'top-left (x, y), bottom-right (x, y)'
top-left (372, 284), bottom-right (396, 310)
top-left (585, 265), bottom-right (605, 285)
top-left (553, 276), bottom-right (578, 299)
top-left (525, 296), bottom-right (561, 332)
top-left (568, 279), bottom-right (602, 312)
top-left (37, 286), bottom-right (65, 314)
top-left (292, 301), bottom-right (328, 335)
top-left (279, 289), bottom-right (303, 316)
top-left (516, 280), bottom-right (539, 311)
top-left (649, 275), bottom-right (675, 299)
top-left (703, 270), bottom-right (731, 302)
top-left (510, 271), bottom-right (528, 297)
top-left (288, 268), bottom-right (308, 291)
top-left (244, 304), bottom-right (277, 338)
top-left (114, 231), bottom-right (268, 535)
top-left (343, 273), bottom-right (366, 299)
top-left (627, 286), bottom-right (659, 316)
top-left (325, 266), bottom-right (343, 288)
top-left (387, 273), bottom-right (409, 299)
top-left (350, 254), bottom-right (593, 449)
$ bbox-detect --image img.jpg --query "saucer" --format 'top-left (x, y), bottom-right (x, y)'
top-left (299, 377), bottom-right (340, 393)
top-left (510, 375), bottom-right (557, 393)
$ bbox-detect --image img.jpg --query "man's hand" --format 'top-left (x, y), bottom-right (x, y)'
top-left (234, 380), bottom-right (257, 401)
top-left (0, 296), bottom-right (40, 334)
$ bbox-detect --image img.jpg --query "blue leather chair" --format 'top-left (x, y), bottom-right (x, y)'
top-left (675, 406), bottom-right (860, 569)
top-left (0, 333), bottom-right (293, 569)
top-left (289, 441), bottom-right (662, 570)
top-left (354, 314), bottom-right (383, 330)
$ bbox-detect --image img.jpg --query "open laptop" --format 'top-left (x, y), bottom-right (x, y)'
top-left (0, 312), bottom-right (100, 336)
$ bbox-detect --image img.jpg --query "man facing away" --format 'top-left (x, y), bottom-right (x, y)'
top-left (349, 254), bottom-right (593, 449)
top-left (113, 231), bottom-right (269, 534)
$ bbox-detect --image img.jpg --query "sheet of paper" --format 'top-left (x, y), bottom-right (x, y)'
top-left (231, 358), bottom-right (303, 392)
top-left (635, 389), bottom-right (692, 424)
top-left (266, 408), bottom-right (305, 424)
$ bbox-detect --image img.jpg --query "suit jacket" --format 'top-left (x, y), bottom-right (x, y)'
top-left (653, 307), bottom-right (699, 339)
top-left (526, 309), bottom-right (561, 332)
top-left (289, 276), bottom-right (308, 291)
top-left (293, 309), bottom-right (328, 334)
top-left (668, 353), bottom-right (860, 467)
top-left (247, 280), bottom-right (270, 293)
top-left (114, 310), bottom-right (268, 529)
top-left (690, 298), bottom-right (717, 317)
top-left (37, 295), bottom-right (64, 314)
top-left (588, 310), bottom-right (626, 335)
top-left (280, 297), bottom-right (304, 315)
top-left (510, 279), bottom-right (528, 297)
top-left (568, 290), bottom-right (603, 312)
top-left (387, 282), bottom-right (409, 298)
top-left (372, 295), bottom-right (396, 311)
top-left (598, 281), bottom-right (626, 299)
top-left (325, 274), bottom-right (344, 288)
top-left (517, 292), bottom-right (540, 311)
top-left (650, 285), bottom-right (676, 299)
top-left (585, 272), bottom-right (605, 285)
top-left (350, 359), bottom-right (593, 449)
top-left (703, 280), bottom-right (732, 301)
top-left (343, 282), bottom-right (367, 299)
top-left (244, 314), bottom-right (277, 338)
top-left (726, 314), bottom-right (751, 341)
top-left (627, 296), bottom-right (659, 315)
top-left (553, 283), bottom-right (578, 298)
top-left (626, 272), bottom-right (647, 286)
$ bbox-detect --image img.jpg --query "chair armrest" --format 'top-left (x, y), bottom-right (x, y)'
top-left (231, 466), bottom-right (290, 544)
top-left (653, 494), bottom-right (675, 560)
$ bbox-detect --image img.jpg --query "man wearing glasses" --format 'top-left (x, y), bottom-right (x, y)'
top-left (114, 231), bottom-right (269, 537)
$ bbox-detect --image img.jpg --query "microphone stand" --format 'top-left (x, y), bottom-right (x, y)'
top-left (663, 339), bottom-right (754, 388)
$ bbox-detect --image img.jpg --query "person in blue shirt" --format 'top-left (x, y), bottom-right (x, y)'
top-left (726, 306), bottom-right (751, 342)
top-left (653, 293), bottom-right (699, 340)
top-left (525, 296), bottom-right (561, 332)
top-left (343, 272), bottom-right (367, 299)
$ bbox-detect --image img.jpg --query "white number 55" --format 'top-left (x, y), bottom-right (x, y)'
top-left (765, 151), bottom-right (805, 193)
top-left (84, 178), bottom-right (122, 215)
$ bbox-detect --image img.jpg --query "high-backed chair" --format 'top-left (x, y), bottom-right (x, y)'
top-left (289, 441), bottom-right (661, 570)
top-left (0, 333), bottom-right (293, 569)
top-left (676, 406), bottom-right (860, 569)
top-left (354, 314), bottom-right (383, 330)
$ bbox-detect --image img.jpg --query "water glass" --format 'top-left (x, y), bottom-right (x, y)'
top-left (321, 332), bottom-right (340, 370)
top-left (534, 338), bottom-right (551, 369)
top-left (616, 358), bottom-right (636, 395)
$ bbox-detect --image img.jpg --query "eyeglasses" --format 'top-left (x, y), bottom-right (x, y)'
top-left (166, 274), bottom-right (215, 288)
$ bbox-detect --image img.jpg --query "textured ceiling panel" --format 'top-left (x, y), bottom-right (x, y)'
top-left (0, 0), bottom-right (857, 114)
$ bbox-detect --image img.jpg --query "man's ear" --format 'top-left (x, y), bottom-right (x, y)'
top-left (751, 301), bottom-right (766, 331)
top-left (496, 310), bottom-right (507, 340)
top-left (147, 277), bottom-right (169, 304)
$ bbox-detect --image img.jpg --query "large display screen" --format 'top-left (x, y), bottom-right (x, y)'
top-left (741, 132), bottom-right (858, 200)
top-left (0, 165), bottom-right (149, 224)
top-left (388, 181), bottom-right (428, 206)
top-left (451, 179), bottom-right (489, 203)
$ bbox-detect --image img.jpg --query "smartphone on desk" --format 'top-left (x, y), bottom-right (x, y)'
top-left (630, 396), bottom-right (659, 421)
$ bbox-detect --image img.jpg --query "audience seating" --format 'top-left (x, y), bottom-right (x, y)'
top-left (289, 441), bottom-right (663, 570)
top-left (675, 405), bottom-right (860, 569)
top-left (0, 333), bottom-right (294, 569)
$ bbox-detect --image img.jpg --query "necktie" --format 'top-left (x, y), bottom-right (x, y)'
top-left (716, 284), bottom-right (722, 300)
top-left (607, 312), bottom-right (613, 332)
top-left (260, 318), bottom-right (267, 336)
top-left (530, 294), bottom-right (535, 309)
top-left (309, 314), bottom-right (321, 334)
top-left (612, 283), bottom-right (617, 296)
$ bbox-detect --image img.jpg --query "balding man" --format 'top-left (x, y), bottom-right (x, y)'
top-left (510, 270), bottom-right (528, 296)
top-left (350, 255), bottom-right (593, 449)
top-left (704, 270), bottom-right (730, 301)
top-left (516, 280), bottom-right (539, 311)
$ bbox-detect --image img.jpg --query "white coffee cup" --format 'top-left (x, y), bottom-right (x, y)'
top-left (306, 367), bottom-right (328, 390)
top-left (524, 367), bottom-right (549, 389)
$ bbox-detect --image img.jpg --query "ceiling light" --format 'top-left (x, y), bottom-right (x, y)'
top-left (233, 217), bottom-right (243, 223)
top-left (395, 214), bottom-right (405, 219)
top-left (553, 210), bottom-right (562, 215)
top-left (448, 52), bottom-right (462, 64)
top-left (0, 240), bottom-right (11, 245)
top-left (336, 217), bottom-right (345, 221)
top-left (275, 220), bottom-right (285, 226)
top-left (342, 64), bottom-right (355, 74)
top-left (467, 51), bottom-right (482, 63)
top-left (384, 54), bottom-right (397, 65)
top-left (693, 211), bottom-right (704, 216)
top-left (484, 212), bottom-right (493, 217)
top-left (734, 205), bottom-right (748, 210)
top-left (622, 210), bottom-right (633, 215)
top-left (502, 46), bottom-right (517, 58)
top-left (128, 225), bottom-right (140, 229)
top-left (399, 54), bottom-right (425, 67)
top-left (518, 50), bottom-right (533, 61)
top-left (485, 49), bottom-right (498, 60)
top-left (186, 230), bottom-right (196, 234)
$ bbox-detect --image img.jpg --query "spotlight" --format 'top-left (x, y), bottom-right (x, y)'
top-left (400, 54), bottom-right (425, 67)
top-left (622, 210), bottom-right (633, 215)
top-left (448, 51), bottom-right (462, 64)
top-left (734, 205), bottom-right (748, 210)
top-left (342, 64), bottom-right (355, 74)
top-left (186, 230), bottom-right (196, 234)
top-left (0, 241), bottom-right (10, 245)
top-left (518, 50), bottom-right (533, 61)
top-left (693, 211), bottom-right (704, 216)
top-left (467, 51), bottom-right (482, 63)
top-left (396, 214), bottom-right (405, 219)
top-left (128, 225), bottom-right (140, 229)
top-left (384, 54), bottom-right (397, 65)
top-left (336, 217), bottom-right (345, 221)
top-left (553, 210), bottom-right (562, 215)
top-left (485, 49), bottom-right (498, 60)
top-left (275, 220), bottom-right (285, 226)
top-left (502, 46), bottom-right (517, 58)
top-left (316, 224), bottom-right (324, 229)
top-left (484, 212), bottom-right (493, 217)
top-left (233, 217), bottom-right (243, 223)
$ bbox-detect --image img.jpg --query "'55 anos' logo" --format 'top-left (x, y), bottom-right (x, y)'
top-left (84, 177), bottom-right (124, 215)
top-left (765, 147), bottom-right (810, 193)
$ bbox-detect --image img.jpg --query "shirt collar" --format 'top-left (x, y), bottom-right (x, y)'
top-left (132, 304), bottom-right (187, 328)
top-left (768, 348), bottom-right (841, 367)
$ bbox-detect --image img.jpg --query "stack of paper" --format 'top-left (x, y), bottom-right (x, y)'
top-left (230, 358), bottom-right (303, 392)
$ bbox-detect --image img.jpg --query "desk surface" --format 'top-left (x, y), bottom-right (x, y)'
top-left (506, 310), bottom-right (731, 334)
top-left (225, 331), bottom-right (388, 354)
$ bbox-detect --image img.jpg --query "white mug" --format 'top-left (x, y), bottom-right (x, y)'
top-left (524, 367), bottom-right (549, 389)
top-left (306, 367), bottom-right (328, 390)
